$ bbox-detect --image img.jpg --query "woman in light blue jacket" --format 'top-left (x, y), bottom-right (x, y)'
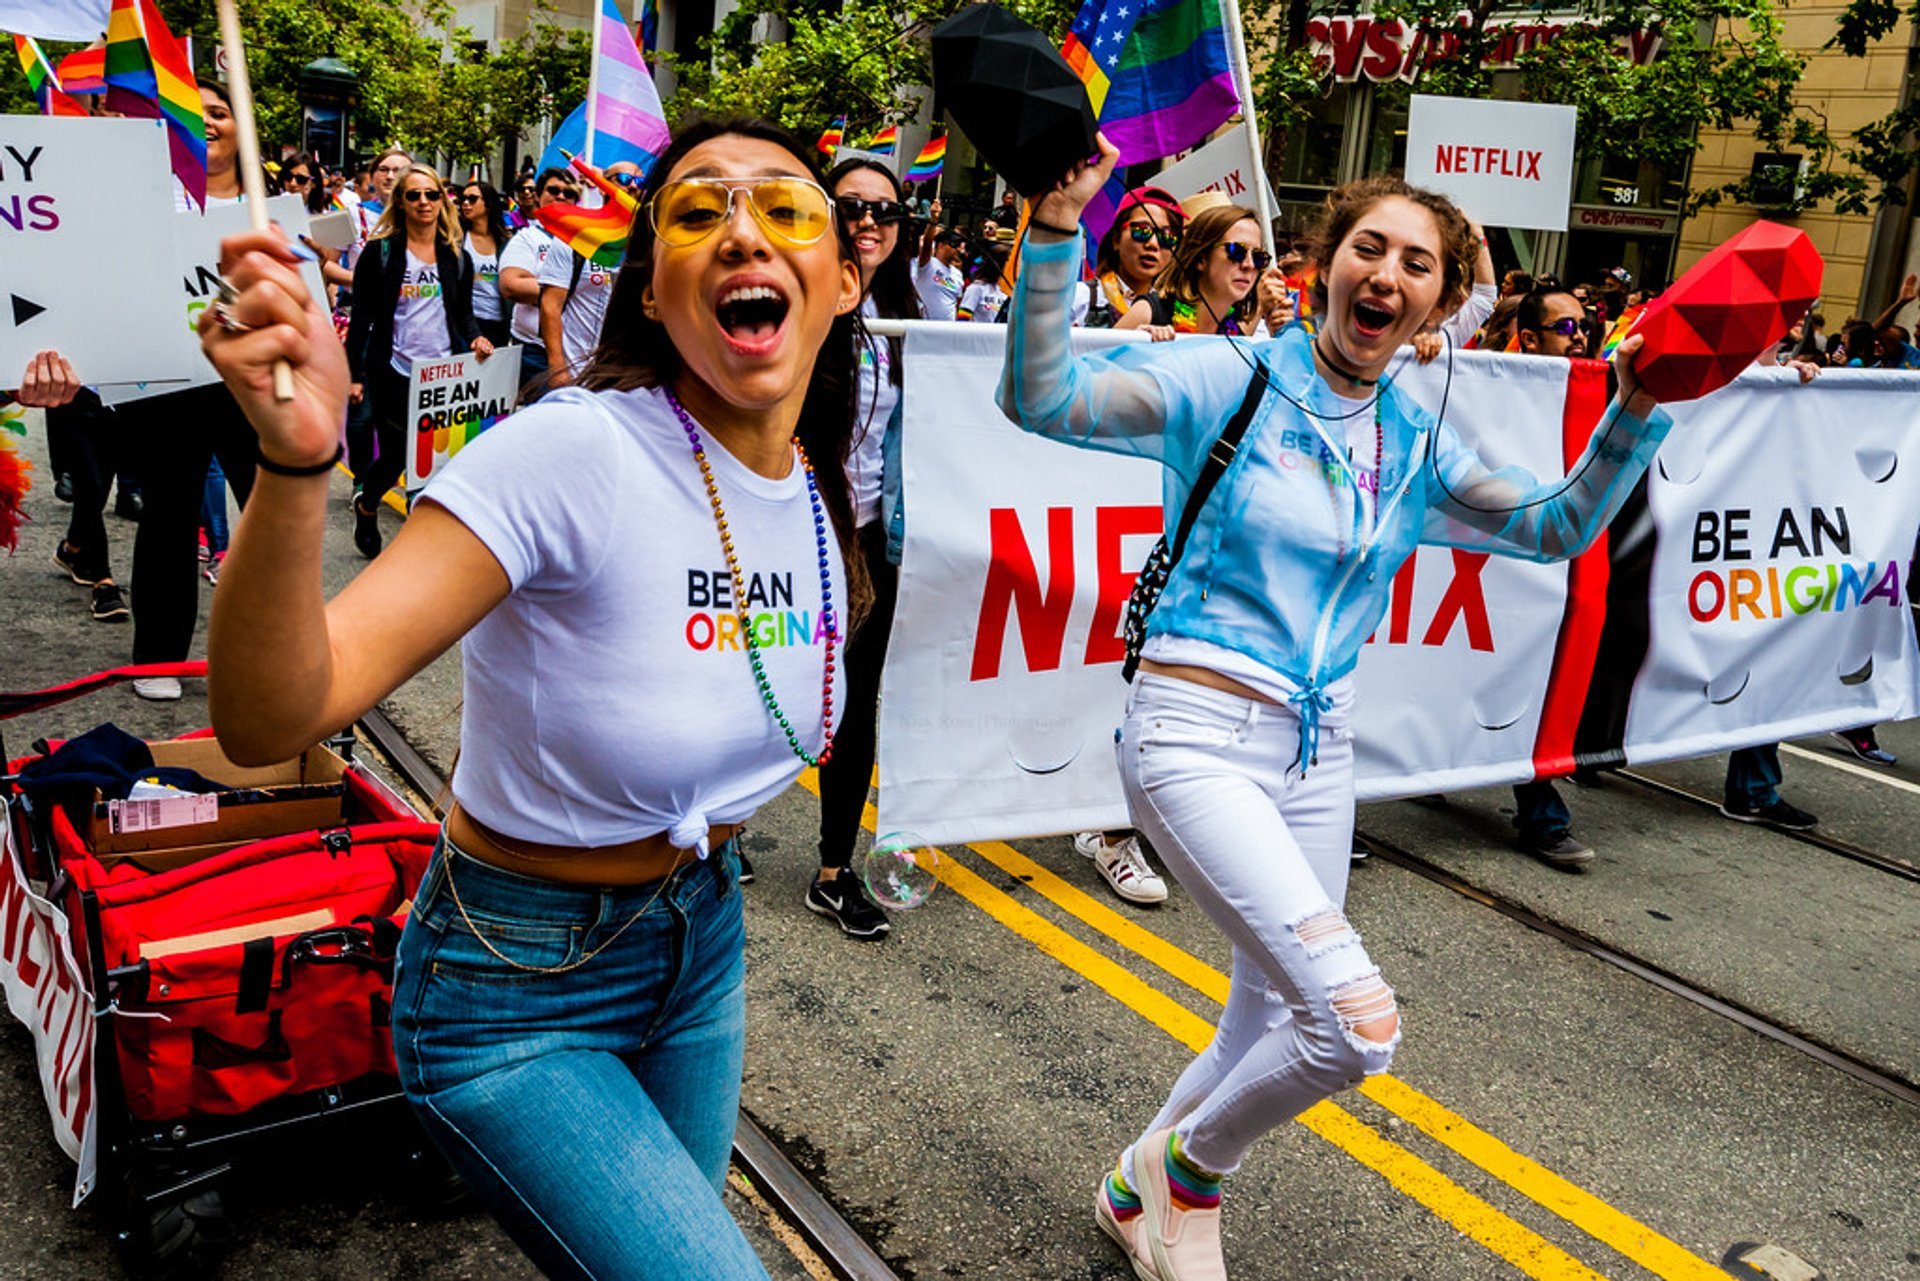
top-left (999, 138), bottom-right (1673, 1281)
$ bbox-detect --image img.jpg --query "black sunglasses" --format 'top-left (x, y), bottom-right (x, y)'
top-left (541, 185), bottom-right (576, 199)
top-left (1220, 242), bottom-right (1272, 271)
top-left (284, 172), bottom-right (312, 185)
top-left (1125, 222), bottom-right (1180, 249)
top-left (401, 188), bottom-right (442, 203)
top-left (834, 195), bottom-right (907, 225)
top-left (1534, 317), bottom-right (1583, 337)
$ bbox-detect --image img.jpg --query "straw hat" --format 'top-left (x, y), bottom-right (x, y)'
top-left (1179, 191), bottom-right (1232, 220)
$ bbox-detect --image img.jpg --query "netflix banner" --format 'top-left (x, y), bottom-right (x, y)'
top-left (877, 325), bottom-right (1920, 845)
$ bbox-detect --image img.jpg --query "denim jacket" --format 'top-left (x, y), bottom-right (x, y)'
top-left (997, 233), bottom-right (1673, 770)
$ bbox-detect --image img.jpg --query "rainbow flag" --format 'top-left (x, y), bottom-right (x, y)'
top-left (1600, 303), bottom-right (1644, 358)
top-left (13, 35), bottom-right (86, 116)
top-left (104, 0), bottom-right (205, 207)
top-left (585, 0), bottom-right (668, 175)
top-left (816, 114), bottom-right (844, 156)
top-left (866, 125), bottom-right (898, 156)
top-left (905, 135), bottom-right (946, 184)
top-left (535, 154), bottom-right (640, 269)
top-left (1065, 0), bottom-right (1240, 247)
top-left (56, 42), bottom-right (106, 95)
top-left (636, 0), bottom-right (657, 61)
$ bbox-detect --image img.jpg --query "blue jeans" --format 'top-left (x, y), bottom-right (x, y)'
top-left (393, 835), bottom-right (767, 1281)
top-left (1725, 744), bottom-right (1782, 808)
top-left (201, 457), bottom-right (231, 554)
top-left (1511, 779), bottom-right (1570, 842)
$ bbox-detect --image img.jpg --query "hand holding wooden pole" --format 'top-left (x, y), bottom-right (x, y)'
top-left (215, 0), bottom-right (294, 403)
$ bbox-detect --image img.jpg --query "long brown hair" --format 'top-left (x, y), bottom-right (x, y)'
top-left (1306, 176), bottom-right (1476, 321)
top-left (577, 117), bottom-right (872, 625)
top-left (1149, 204), bottom-right (1260, 327)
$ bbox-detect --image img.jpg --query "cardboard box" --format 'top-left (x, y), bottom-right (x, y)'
top-left (84, 739), bottom-right (347, 856)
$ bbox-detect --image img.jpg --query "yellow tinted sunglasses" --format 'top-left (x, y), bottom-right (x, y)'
top-left (648, 176), bottom-right (834, 248)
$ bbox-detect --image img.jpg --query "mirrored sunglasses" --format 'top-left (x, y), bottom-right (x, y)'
top-left (1220, 242), bottom-right (1272, 271)
top-left (1535, 317), bottom-right (1583, 337)
top-left (1125, 222), bottom-right (1180, 249)
top-left (650, 176), bottom-right (834, 248)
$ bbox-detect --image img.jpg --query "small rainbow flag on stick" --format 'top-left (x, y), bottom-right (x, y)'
top-left (535, 153), bottom-right (640, 269)
top-left (866, 125), bottom-right (898, 156)
top-left (816, 114), bottom-right (845, 156)
top-left (905, 135), bottom-right (946, 184)
top-left (56, 43), bottom-right (106, 95)
top-left (13, 35), bottom-right (86, 116)
top-left (104, 0), bottom-right (206, 207)
top-left (1600, 303), bottom-right (1644, 358)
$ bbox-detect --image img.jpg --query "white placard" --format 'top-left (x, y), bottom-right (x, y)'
top-left (1404, 95), bottom-right (1576, 231)
top-left (0, 117), bottom-right (186, 385)
top-left (1151, 126), bottom-right (1281, 219)
top-left (97, 195), bottom-right (327, 405)
top-left (406, 346), bottom-right (523, 494)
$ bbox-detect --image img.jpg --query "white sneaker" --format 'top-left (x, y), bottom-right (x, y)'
top-left (1073, 831), bottom-right (1168, 904)
top-left (131, 677), bottom-right (183, 701)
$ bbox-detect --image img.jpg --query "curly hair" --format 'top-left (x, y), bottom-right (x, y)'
top-left (1148, 204), bottom-right (1261, 327)
top-left (1305, 176), bottom-right (1477, 321)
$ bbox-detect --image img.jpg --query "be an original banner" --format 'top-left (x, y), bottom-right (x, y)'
top-left (877, 325), bottom-right (1920, 845)
top-left (405, 345), bottom-right (521, 495)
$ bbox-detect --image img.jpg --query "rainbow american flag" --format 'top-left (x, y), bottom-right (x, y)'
top-left (866, 125), bottom-right (898, 156)
top-left (535, 154), bottom-right (640, 269)
top-left (817, 115), bottom-right (845, 156)
top-left (56, 43), bottom-right (106, 95)
top-left (1064, 0), bottom-right (1241, 247)
top-left (13, 35), bottom-right (86, 117)
top-left (104, 0), bottom-right (205, 207)
top-left (905, 135), bottom-right (946, 184)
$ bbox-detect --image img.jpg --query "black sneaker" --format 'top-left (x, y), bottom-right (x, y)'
top-left (54, 471), bottom-right (74, 503)
top-left (1830, 730), bottom-right (1897, 766)
top-left (90, 582), bottom-right (130, 622)
top-left (51, 542), bottom-right (99, 585)
top-left (805, 868), bottom-right (891, 940)
top-left (353, 499), bottom-right (383, 559)
top-left (1519, 831), bottom-right (1595, 869)
top-left (114, 488), bottom-right (142, 521)
top-left (1719, 797), bottom-right (1817, 830)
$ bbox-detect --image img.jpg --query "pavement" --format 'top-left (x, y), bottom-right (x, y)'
top-left (3, 412), bottom-right (1917, 1280)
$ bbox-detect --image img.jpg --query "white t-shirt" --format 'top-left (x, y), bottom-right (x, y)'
top-left (466, 233), bottom-right (503, 321)
top-left (390, 250), bottom-right (448, 375)
top-left (498, 223), bottom-right (556, 345)
top-left (912, 257), bottom-right (963, 322)
top-left (421, 384), bottom-right (848, 850)
top-left (537, 245), bottom-right (618, 371)
top-left (958, 281), bottom-right (1006, 323)
top-left (1441, 282), bottom-right (1499, 348)
top-left (850, 296), bottom-right (897, 527)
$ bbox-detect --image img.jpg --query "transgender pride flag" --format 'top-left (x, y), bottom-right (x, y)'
top-left (585, 0), bottom-right (668, 177)
top-left (1062, 0), bottom-right (1241, 244)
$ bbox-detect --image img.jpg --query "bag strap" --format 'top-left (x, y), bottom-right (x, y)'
top-left (1166, 358), bottom-right (1272, 565)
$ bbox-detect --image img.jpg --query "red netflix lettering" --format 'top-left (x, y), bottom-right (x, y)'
top-left (1085, 505), bottom-right (1162, 666)
top-left (1434, 144), bottom-right (1542, 182)
top-left (971, 507), bottom-right (1077, 680)
top-left (1387, 557), bottom-right (1417, 644)
top-left (1421, 550), bottom-right (1495, 651)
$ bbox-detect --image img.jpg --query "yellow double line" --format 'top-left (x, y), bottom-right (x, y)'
top-left (799, 773), bottom-right (1727, 1281)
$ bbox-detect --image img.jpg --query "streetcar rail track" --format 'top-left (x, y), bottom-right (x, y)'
top-left (356, 708), bottom-right (900, 1281)
top-left (1614, 766), bottom-right (1920, 885)
top-left (1353, 827), bottom-right (1920, 1111)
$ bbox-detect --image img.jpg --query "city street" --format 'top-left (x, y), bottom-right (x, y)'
top-left (2, 416), bottom-right (1915, 1280)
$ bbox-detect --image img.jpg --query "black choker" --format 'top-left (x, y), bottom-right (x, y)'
top-left (1313, 339), bottom-right (1380, 388)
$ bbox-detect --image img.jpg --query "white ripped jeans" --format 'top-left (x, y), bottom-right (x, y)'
top-left (1118, 672), bottom-right (1399, 1177)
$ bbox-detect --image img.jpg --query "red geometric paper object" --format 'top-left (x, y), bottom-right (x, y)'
top-left (1627, 221), bottom-right (1823, 403)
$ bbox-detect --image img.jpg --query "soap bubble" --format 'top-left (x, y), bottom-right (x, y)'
top-left (861, 831), bottom-right (942, 910)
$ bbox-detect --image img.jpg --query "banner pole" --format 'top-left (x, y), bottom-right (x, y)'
top-left (1218, 0), bottom-right (1275, 254)
top-left (214, 0), bottom-right (294, 403)
top-left (584, 0), bottom-right (604, 167)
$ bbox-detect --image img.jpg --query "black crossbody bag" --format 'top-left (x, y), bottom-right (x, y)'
top-left (1120, 361), bottom-right (1273, 682)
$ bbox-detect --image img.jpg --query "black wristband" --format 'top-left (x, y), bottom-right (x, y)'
top-left (256, 443), bottom-right (343, 477)
top-left (1026, 217), bottom-right (1080, 239)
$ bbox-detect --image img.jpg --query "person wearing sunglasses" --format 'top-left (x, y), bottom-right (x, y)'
top-left (200, 116), bottom-right (864, 1280)
top-left (1116, 204), bottom-right (1273, 339)
top-left (344, 165), bottom-right (492, 557)
top-left (497, 167), bottom-right (578, 392)
top-left (458, 181), bottom-right (515, 346)
top-left (808, 156), bottom-right (922, 939)
top-left (538, 159), bottom-right (642, 386)
top-left (911, 202), bottom-right (967, 321)
top-left (1003, 141), bottom-right (1673, 1280)
top-left (1080, 184), bottom-right (1185, 330)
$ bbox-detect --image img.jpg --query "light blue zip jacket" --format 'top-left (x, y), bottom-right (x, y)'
top-left (997, 233), bottom-right (1673, 771)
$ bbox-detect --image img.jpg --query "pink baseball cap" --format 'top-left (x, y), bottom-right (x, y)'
top-left (1114, 184), bottom-right (1185, 227)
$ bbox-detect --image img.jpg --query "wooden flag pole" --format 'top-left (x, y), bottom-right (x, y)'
top-left (1217, 0), bottom-right (1275, 255)
top-left (214, 0), bottom-right (294, 402)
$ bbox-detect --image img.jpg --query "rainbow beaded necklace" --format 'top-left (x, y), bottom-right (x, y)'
top-left (667, 388), bottom-right (838, 767)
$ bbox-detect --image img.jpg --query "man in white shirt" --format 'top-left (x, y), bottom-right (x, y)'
top-left (912, 208), bottom-right (966, 322)
top-left (498, 167), bottom-right (578, 391)
top-left (536, 161), bottom-right (637, 385)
